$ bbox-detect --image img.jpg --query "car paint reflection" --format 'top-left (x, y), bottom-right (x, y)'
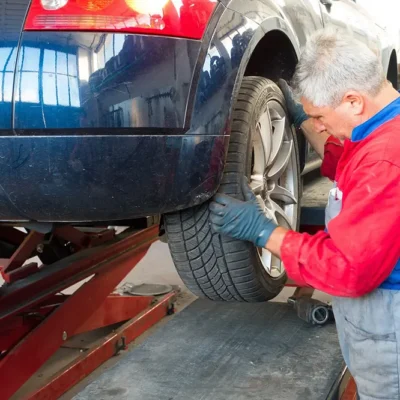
top-left (14, 33), bottom-right (200, 130)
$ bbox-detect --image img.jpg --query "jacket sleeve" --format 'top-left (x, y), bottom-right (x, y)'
top-left (281, 160), bottom-right (400, 297)
top-left (320, 136), bottom-right (343, 181)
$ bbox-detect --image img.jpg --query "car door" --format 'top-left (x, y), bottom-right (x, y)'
top-left (318, 0), bottom-right (381, 51)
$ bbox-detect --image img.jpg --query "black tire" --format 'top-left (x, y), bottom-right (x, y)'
top-left (165, 77), bottom-right (300, 302)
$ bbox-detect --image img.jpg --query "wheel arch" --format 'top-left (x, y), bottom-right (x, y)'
top-left (231, 24), bottom-right (304, 169)
top-left (186, 9), bottom-right (304, 199)
top-left (227, 20), bottom-right (304, 177)
top-left (243, 29), bottom-right (299, 86)
top-left (187, 8), bottom-right (301, 134)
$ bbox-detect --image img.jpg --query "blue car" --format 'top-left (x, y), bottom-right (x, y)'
top-left (0, 0), bottom-right (397, 301)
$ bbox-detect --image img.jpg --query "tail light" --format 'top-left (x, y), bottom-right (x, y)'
top-left (24, 0), bottom-right (218, 40)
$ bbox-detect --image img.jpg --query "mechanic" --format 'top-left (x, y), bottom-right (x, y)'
top-left (210, 29), bottom-right (400, 400)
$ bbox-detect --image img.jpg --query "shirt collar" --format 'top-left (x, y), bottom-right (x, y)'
top-left (351, 96), bottom-right (400, 142)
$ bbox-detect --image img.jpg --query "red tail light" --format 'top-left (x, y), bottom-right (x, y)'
top-left (25, 0), bottom-right (218, 40)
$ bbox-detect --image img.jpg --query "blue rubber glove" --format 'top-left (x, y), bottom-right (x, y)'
top-left (278, 79), bottom-right (308, 129)
top-left (209, 177), bottom-right (277, 248)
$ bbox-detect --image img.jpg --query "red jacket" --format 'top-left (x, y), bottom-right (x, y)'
top-left (320, 136), bottom-right (343, 181)
top-left (281, 104), bottom-right (400, 297)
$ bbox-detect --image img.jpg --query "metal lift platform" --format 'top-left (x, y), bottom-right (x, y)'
top-left (0, 176), bottom-right (357, 400)
top-left (75, 298), bottom-right (347, 400)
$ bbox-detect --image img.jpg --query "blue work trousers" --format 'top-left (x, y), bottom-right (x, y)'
top-left (333, 289), bottom-right (400, 400)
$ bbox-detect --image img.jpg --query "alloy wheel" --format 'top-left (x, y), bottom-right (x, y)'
top-left (250, 100), bottom-right (299, 278)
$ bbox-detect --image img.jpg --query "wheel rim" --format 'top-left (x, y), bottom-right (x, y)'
top-left (250, 100), bottom-right (299, 278)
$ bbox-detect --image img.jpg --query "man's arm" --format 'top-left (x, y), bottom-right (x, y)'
top-left (265, 226), bottom-right (288, 258)
top-left (278, 79), bottom-right (343, 178)
top-left (300, 121), bottom-right (343, 181)
top-left (265, 161), bottom-right (400, 297)
top-left (300, 119), bottom-right (329, 158)
top-left (279, 79), bottom-right (329, 157)
top-left (320, 135), bottom-right (344, 181)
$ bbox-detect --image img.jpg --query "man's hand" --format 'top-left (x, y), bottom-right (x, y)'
top-left (209, 177), bottom-right (277, 248)
top-left (278, 79), bottom-right (308, 128)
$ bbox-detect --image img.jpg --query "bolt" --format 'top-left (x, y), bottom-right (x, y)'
top-left (36, 243), bottom-right (44, 254)
top-left (62, 331), bottom-right (68, 341)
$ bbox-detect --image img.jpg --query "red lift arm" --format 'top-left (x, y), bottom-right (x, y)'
top-left (0, 225), bottom-right (175, 400)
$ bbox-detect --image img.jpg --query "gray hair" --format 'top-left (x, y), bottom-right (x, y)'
top-left (293, 29), bottom-right (385, 107)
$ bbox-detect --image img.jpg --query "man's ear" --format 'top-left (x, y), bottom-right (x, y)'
top-left (342, 91), bottom-right (364, 115)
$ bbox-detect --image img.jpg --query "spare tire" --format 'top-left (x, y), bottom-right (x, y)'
top-left (165, 77), bottom-right (300, 302)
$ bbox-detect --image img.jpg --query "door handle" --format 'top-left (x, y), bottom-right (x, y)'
top-left (320, 0), bottom-right (333, 5)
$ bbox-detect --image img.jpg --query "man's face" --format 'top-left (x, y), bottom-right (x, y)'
top-left (301, 96), bottom-right (362, 141)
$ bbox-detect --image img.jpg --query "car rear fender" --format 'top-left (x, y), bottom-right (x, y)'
top-left (187, 5), bottom-right (302, 181)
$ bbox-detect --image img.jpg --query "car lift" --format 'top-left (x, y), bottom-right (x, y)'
top-left (0, 207), bottom-right (357, 400)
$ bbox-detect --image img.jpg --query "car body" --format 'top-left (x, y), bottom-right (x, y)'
top-left (0, 0), bottom-right (397, 224)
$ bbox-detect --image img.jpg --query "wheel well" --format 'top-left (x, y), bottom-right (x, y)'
top-left (387, 51), bottom-right (398, 90)
top-left (244, 31), bottom-right (305, 168)
top-left (244, 30), bottom-right (298, 82)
